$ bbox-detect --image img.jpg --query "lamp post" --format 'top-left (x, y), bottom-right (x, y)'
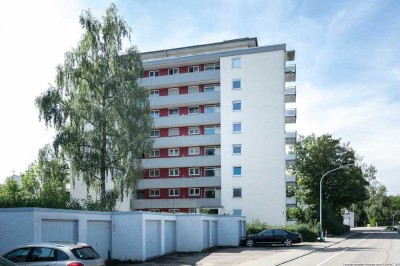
top-left (319, 163), bottom-right (355, 241)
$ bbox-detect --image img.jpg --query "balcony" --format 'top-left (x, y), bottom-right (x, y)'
top-left (153, 134), bottom-right (220, 148)
top-left (285, 86), bottom-right (296, 103)
top-left (150, 91), bottom-right (220, 109)
top-left (140, 70), bottom-right (220, 89)
top-left (286, 153), bottom-right (296, 166)
top-left (286, 197), bottom-right (297, 207)
top-left (143, 155), bottom-right (221, 169)
top-left (285, 108), bottom-right (297, 124)
top-left (153, 112), bottom-right (220, 128)
top-left (130, 198), bottom-right (222, 209)
top-left (285, 64), bottom-right (296, 82)
top-left (285, 50), bottom-right (295, 61)
top-left (285, 131), bottom-right (297, 145)
top-left (286, 175), bottom-right (297, 184)
top-left (138, 176), bottom-right (221, 189)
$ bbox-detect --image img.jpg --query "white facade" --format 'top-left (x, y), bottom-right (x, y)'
top-left (69, 38), bottom-right (296, 225)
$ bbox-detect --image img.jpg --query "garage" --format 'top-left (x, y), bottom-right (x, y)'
top-left (87, 221), bottom-right (111, 259)
top-left (145, 220), bottom-right (161, 259)
top-left (41, 219), bottom-right (77, 242)
top-left (164, 221), bottom-right (176, 254)
top-left (211, 221), bottom-right (218, 247)
top-left (202, 220), bottom-right (210, 249)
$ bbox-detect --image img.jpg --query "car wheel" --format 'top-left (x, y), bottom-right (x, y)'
top-left (246, 239), bottom-right (255, 247)
top-left (284, 239), bottom-right (292, 247)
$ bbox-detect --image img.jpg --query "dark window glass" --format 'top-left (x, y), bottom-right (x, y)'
top-left (71, 247), bottom-right (100, 260)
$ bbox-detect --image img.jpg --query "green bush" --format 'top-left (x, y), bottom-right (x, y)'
top-left (369, 217), bottom-right (376, 227)
top-left (246, 220), bottom-right (319, 242)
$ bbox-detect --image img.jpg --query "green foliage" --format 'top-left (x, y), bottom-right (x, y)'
top-left (369, 217), bottom-right (377, 227)
top-left (35, 4), bottom-right (152, 210)
top-left (245, 220), bottom-right (319, 242)
top-left (291, 134), bottom-right (370, 233)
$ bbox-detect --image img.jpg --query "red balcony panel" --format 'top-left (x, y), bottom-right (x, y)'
top-left (159, 128), bottom-right (169, 137)
top-left (143, 70), bottom-right (149, 77)
top-left (179, 66), bottom-right (188, 74)
top-left (180, 127), bottom-right (189, 136)
top-left (159, 88), bottom-right (168, 96)
top-left (159, 69), bottom-right (169, 76)
top-left (159, 109), bottom-right (168, 117)
top-left (180, 86), bottom-right (188, 94)
top-left (180, 107), bottom-right (188, 115)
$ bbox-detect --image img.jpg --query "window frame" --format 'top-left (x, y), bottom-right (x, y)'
top-left (188, 147), bottom-right (200, 156)
top-left (149, 90), bottom-right (160, 97)
top-left (149, 130), bottom-right (160, 138)
top-left (232, 100), bottom-right (242, 111)
top-left (150, 189), bottom-right (160, 197)
top-left (233, 166), bottom-right (242, 176)
top-left (150, 110), bottom-right (160, 118)
top-left (168, 68), bottom-right (179, 75)
top-left (168, 148), bottom-right (179, 157)
top-left (233, 188), bottom-right (242, 198)
top-left (149, 70), bottom-right (160, 77)
top-left (169, 188), bottom-right (180, 197)
top-left (189, 188), bottom-right (201, 196)
top-left (204, 167), bottom-right (216, 177)
top-left (233, 122), bottom-right (242, 133)
top-left (232, 57), bottom-right (241, 68)
top-left (232, 79), bottom-right (241, 90)
top-left (149, 169), bottom-right (160, 177)
top-left (189, 168), bottom-right (200, 176)
top-left (188, 65), bottom-right (199, 72)
top-left (188, 127), bottom-right (200, 135)
top-left (204, 63), bottom-right (220, 71)
top-left (168, 168), bottom-right (180, 176)
top-left (168, 108), bottom-right (179, 116)
top-left (232, 144), bottom-right (242, 154)
top-left (150, 149), bottom-right (160, 157)
top-left (168, 128), bottom-right (180, 136)
top-left (188, 106), bottom-right (199, 114)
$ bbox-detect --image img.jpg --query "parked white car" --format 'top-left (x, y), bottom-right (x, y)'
top-left (2, 242), bottom-right (105, 266)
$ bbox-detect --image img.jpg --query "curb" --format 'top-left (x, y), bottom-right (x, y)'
top-left (275, 231), bottom-right (363, 265)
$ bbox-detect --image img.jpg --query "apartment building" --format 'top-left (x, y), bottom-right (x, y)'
top-left (70, 37), bottom-right (296, 225)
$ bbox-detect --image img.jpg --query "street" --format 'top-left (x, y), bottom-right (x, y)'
top-left (281, 230), bottom-right (400, 266)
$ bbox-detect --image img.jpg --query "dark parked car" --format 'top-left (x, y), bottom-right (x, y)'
top-left (240, 229), bottom-right (302, 247)
top-left (2, 242), bottom-right (105, 266)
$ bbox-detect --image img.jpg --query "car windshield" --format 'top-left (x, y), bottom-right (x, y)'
top-left (71, 247), bottom-right (100, 260)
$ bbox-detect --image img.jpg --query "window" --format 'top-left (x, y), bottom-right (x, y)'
top-left (169, 189), bottom-right (180, 197)
top-left (189, 127), bottom-right (200, 135)
top-left (149, 169), bottom-right (160, 177)
top-left (168, 148), bottom-right (179, 156)
top-left (205, 167), bottom-right (215, 177)
top-left (168, 88), bottom-right (179, 95)
top-left (189, 208), bottom-right (197, 214)
top-left (150, 110), bottom-right (160, 118)
top-left (233, 209), bottom-right (242, 216)
top-left (232, 80), bottom-right (241, 90)
top-left (169, 168), bottom-right (179, 176)
top-left (188, 86), bottom-right (199, 94)
top-left (233, 166), bottom-right (242, 176)
top-left (169, 209), bottom-right (180, 213)
top-left (233, 188), bottom-right (242, 198)
top-left (204, 105), bottom-right (219, 113)
top-left (233, 122), bottom-right (242, 133)
top-left (149, 70), bottom-right (160, 77)
top-left (189, 188), bottom-right (200, 196)
top-left (150, 149), bottom-right (160, 157)
top-left (205, 189), bottom-right (215, 198)
top-left (188, 66), bottom-right (199, 72)
top-left (168, 68), bottom-right (179, 75)
top-left (188, 106), bottom-right (199, 114)
top-left (204, 126), bottom-right (215, 135)
top-left (232, 101), bottom-right (242, 111)
top-left (204, 84), bottom-right (220, 92)
top-left (168, 108), bottom-right (179, 116)
top-left (189, 168), bottom-right (200, 176)
top-left (189, 147), bottom-right (200, 155)
top-left (205, 146), bottom-right (217, 155)
top-left (150, 189), bottom-right (160, 197)
top-left (204, 63), bottom-right (220, 71)
top-left (149, 90), bottom-right (159, 97)
top-left (168, 128), bottom-right (179, 136)
top-left (233, 144), bottom-right (242, 154)
top-left (232, 57), bottom-right (241, 68)
top-left (149, 209), bottom-right (160, 212)
top-left (150, 130), bottom-right (160, 137)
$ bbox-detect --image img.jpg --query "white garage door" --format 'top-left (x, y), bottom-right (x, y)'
top-left (164, 221), bottom-right (176, 254)
top-left (87, 221), bottom-right (111, 260)
top-left (41, 220), bottom-right (77, 242)
top-left (211, 221), bottom-right (218, 247)
top-left (145, 220), bottom-right (161, 259)
top-left (202, 220), bottom-right (210, 249)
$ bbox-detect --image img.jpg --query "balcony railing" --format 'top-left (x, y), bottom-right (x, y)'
top-left (140, 70), bottom-right (220, 89)
top-left (143, 155), bottom-right (221, 169)
top-left (285, 108), bottom-right (297, 124)
top-left (138, 176), bottom-right (221, 189)
top-left (285, 64), bottom-right (296, 82)
top-left (150, 91), bottom-right (220, 109)
top-left (286, 154), bottom-right (296, 166)
top-left (153, 112), bottom-right (220, 128)
top-left (285, 86), bottom-right (296, 103)
top-left (285, 131), bottom-right (297, 145)
top-left (153, 134), bottom-right (220, 148)
top-left (130, 198), bottom-right (222, 209)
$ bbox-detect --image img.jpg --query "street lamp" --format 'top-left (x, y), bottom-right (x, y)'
top-left (319, 163), bottom-right (355, 241)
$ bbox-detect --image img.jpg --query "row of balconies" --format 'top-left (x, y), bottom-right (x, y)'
top-left (131, 198), bottom-right (221, 209)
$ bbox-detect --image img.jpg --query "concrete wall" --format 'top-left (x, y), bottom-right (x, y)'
top-left (0, 208), bottom-right (244, 261)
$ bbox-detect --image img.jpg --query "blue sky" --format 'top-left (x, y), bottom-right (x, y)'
top-left (0, 0), bottom-right (399, 194)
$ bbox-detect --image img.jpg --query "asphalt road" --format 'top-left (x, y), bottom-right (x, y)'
top-left (281, 230), bottom-right (400, 266)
